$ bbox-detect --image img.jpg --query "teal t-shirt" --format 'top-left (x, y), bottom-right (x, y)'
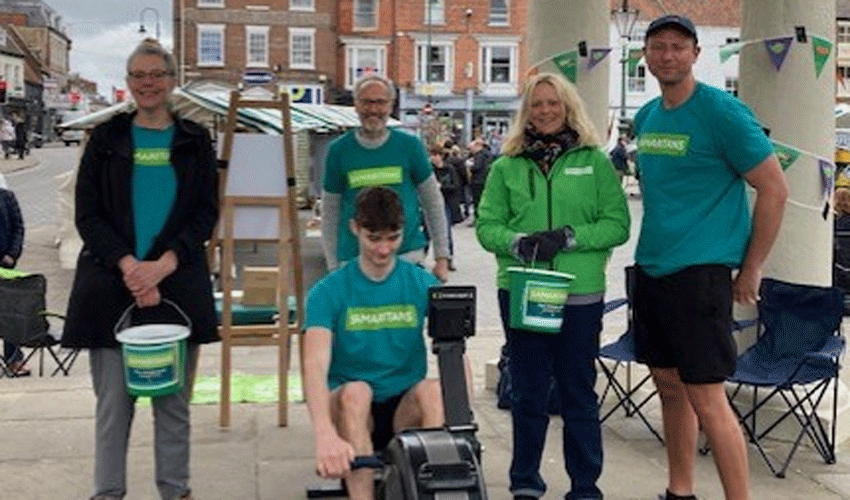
top-left (633, 82), bottom-right (774, 277)
top-left (131, 125), bottom-right (177, 259)
top-left (323, 128), bottom-right (433, 262)
top-left (304, 258), bottom-right (439, 402)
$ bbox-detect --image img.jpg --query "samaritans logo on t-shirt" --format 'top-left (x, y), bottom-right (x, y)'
top-left (345, 304), bottom-right (418, 330)
top-left (638, 133), bottom-right (690, 157)
top-left (134, 148), bottom-right (170, 166)
top-left (348, 166), bottom-right (403, 188)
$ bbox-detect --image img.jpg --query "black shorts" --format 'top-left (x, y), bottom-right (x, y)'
top-left (633, 264), bottom-right (737, 384)
top-left (370, 391), bottom-right (406, 451)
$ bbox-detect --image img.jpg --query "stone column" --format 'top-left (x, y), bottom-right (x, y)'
top-left (739, 0), bottom-right (848, 443)
top-left (527, 0), bottom-right (610, 139)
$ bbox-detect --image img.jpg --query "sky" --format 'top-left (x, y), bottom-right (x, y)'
top-left (45, 0), bottom-right (172, 101)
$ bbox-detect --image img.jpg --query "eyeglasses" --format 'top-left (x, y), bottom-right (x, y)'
top-left (357, 98), bottom-right (391, 107)
top-left (127, 70), bottom-right (173, 81)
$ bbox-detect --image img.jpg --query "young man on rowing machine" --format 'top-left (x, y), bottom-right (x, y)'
top-left (304, 186), bottom-right (446, 500)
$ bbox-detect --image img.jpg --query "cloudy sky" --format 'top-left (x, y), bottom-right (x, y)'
top-left (46, 0), bottom-right (172, 101)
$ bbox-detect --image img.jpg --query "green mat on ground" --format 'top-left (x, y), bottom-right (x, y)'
top-left (137, 372), bottom-right (303, 405)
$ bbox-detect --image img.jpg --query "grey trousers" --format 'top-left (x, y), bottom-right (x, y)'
top-left (89, 344), bottom-right (199, 500)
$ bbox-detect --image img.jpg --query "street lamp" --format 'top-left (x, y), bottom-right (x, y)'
top-left (139, 7), bottom-right (161, 41)
top-left (611, 0), bottom-right (639, 138)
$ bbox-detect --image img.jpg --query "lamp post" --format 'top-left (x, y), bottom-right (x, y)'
top-left (139, 7), bottom-right (161, 41)
top-left (611, 0), bottom-right (639, 138)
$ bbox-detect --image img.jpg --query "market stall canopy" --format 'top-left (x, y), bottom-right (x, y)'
top-left (56, 84), bottom-right (399, 133)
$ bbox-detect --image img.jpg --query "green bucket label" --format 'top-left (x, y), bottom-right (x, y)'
top-left (522, 280), bottom-right (569, 331)
top-left (124, 342), bottom-right (182, 392)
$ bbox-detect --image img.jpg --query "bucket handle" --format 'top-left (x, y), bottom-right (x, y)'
top-left (113, 298), bottom-right (192, 336)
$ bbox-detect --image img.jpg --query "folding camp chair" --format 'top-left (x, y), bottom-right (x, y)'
top-left (0, 273), bottom-right (78, 377)
top-left (597, 266), bottom-right (664, 444)
top-left (725, 277), bottom-right (845, 478)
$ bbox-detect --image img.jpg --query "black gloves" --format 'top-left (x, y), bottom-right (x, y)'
top-left (515, 226), bottom-right (575, 263)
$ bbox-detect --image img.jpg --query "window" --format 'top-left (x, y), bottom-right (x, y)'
top-left (290, 28), bottom-right (315, 69)
top-left (481, 45), bottom-right (513, 84)
top-left (840, 22), bottom-right (850, 44)
top-left (345, 44), bottom-right (386, 88)
top-left (354, 0), bottom-right (377, 30)
top-left (627, 63), bottom-right (645, 93)
top-left (198, 24), bottom-right (224, 66)
top-left (425, 0), bottom-right (444, 24)
top-left (840, 65), bottom-right (850, 80)
top-left (726, 37), bottom-right (740, 44)
top-left (489, 0), bottom-right (508, 25)
top-left (416, 44), bottom-right (451, 83)
top-left (197, 0), bottom-right (224, 7)
top-left (246, 26), bottom-right (269, 67)
top-left (725, 77), bottom-right (739, 97)
top-left (290, 0), bottom-right (314, 11)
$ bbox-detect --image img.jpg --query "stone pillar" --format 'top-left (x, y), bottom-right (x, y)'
top-left (527, 0), bottom-right (609, 139)
top-left (738, 0), bottom-right (848, 444)
top-left (740, 1), bottom-right (834, 286)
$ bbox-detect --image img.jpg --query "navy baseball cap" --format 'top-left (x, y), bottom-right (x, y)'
top-left (645, 14), bottom-right (698, 43)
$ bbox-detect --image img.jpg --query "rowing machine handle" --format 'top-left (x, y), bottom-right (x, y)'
top-left (351, 455), bottom-right (384, 469)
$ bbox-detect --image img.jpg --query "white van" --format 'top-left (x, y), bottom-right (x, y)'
top-left (58, 110), bottom-right (87, 146)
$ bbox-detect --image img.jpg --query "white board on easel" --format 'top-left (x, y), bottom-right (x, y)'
top-left (219, 133), bottom-right (288, 240)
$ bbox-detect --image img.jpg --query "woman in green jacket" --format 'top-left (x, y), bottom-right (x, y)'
top-left (476, 72), bottom-right (629, 500)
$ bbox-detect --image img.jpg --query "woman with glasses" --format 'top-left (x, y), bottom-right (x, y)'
top-left (62, 38), bottom-right (218, 500)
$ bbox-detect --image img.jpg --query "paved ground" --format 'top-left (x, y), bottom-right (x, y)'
top-left (2, 155), bottom-right (850, 499)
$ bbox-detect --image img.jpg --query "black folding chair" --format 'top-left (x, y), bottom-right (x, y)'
top-left (725, 278), bottom-right (845, 478)
top-left (0, 273), bottom-right (78, 377)
top-left (597, 266), bottom-right (664, 444)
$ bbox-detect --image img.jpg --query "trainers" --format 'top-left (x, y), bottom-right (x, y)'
top-left (660, 491), bottom-right (697, 500)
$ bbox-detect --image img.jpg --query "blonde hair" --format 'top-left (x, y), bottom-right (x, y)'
top-left (126, 38), bottom-right (177, 76)
top-left (353, 74), bottom-right (397, 103)
top-left (501, 73), bottom-right (600, 157)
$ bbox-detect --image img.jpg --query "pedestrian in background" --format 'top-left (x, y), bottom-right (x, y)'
top-left (431, 144), bottom-right (462, 270)
top-left (0, 185), bottom-right (27, 376)
top-left (320, 74), bottom-right (450, 282)
top-left (476, 72), bottom-right (630, 500)
top-left (0, 117), bottom-right (14, 159)
top-left (61, 38), bottom-right (219, 500)
top-left (466, 138), bottom-right (492, 222)
top-left (13, 113), bottom-right (27, 160)
top-left (632, 15), bottom-right (787, 500)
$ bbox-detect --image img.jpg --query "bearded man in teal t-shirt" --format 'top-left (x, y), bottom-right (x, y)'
top-left (632, 14), bottom-right (789, 500)
top-left (304, 186), bottom-right (443, 500)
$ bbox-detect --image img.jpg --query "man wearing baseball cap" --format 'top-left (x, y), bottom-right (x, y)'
top-left (632, 13), bottom-right (788, 500)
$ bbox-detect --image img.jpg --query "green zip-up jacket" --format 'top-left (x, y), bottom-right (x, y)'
top-left (475, 145), bottom-right (630, 294)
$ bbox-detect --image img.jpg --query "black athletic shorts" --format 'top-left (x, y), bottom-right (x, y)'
top-left (633, 264), bottom-right (737, 384)
top-left (370, 391), bottom-right (406, 451)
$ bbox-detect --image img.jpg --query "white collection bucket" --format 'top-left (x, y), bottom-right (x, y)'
top-left (114, 299), bottom-right (191, 397)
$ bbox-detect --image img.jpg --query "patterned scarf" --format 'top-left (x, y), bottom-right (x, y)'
top-left (520, 124), bottom-right (579, 174)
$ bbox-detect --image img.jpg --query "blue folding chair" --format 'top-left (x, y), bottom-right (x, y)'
top-left (597, 266), bottom-right (664, 444)
top-left (726, 277), bottom-right (845, 478)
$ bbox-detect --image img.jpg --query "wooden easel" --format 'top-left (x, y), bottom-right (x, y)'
top-left (215, 91), bottom-right (304, 427)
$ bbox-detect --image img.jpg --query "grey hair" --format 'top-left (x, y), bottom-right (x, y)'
top-left (353, 74), bottom-right (397, 103)
top-left (126, 38), bottom-right (177, 76)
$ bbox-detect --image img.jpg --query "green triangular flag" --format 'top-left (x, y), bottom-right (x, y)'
top-left (552, 50), bottom-right (578, 83)
top-left (720, 41), bottom-right (744, 63)
top-left (812, 36), bottom-right (832, 78)
top-left (772, 141), bottom-right (800, 171)
top-left (627, 48), bottom-right (644, 74)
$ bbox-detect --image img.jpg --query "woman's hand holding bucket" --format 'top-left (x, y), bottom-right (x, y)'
top-left (119, 251), bottom-right (178, 307)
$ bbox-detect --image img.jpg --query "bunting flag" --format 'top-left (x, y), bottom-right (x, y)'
top-left (811, 36), bottom-right (832, 78)
top-left (772, 141), bottom-right (800, 171)
top-left (627, 48), bottom-right (644, 74)
top-left (552, 50), bottom-right (578, 83)
top-left (764, 36), bottom-right (793, 71)
top-left (586, 48), bottom-right (612, 71)
top-left (719, 41), bottom-right (744, 63)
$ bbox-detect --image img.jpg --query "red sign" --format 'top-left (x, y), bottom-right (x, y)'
top-left (69, 90), bottom-right (81, 104)
top-left (114, 88), bottom-right (126, 102)
top-left (0, 81), bottom-right (7, 90)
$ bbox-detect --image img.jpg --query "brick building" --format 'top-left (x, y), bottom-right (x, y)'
top-left (173, 0), bottom-right (337, 104)
top-left (337, 0), bottom-right (528, 144)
